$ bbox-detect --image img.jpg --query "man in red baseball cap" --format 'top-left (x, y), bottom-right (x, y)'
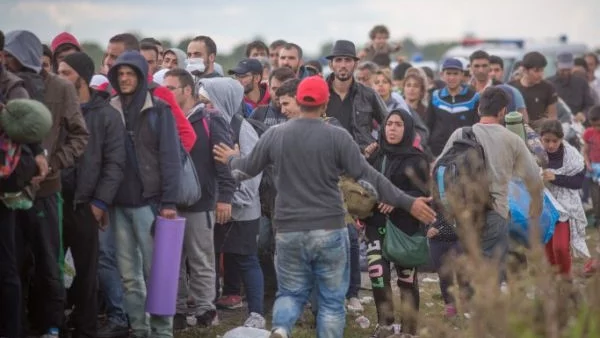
top-left (214, 75), bottom-right (436, 338)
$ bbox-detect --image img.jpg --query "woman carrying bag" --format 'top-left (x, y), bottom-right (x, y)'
top-left (364, 109), bottom-right (430, 338)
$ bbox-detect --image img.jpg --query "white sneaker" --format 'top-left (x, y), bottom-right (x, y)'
top-left (347, 297), bottom-right (364, 312)
top-left (244, 312), bottom-right (266, 329)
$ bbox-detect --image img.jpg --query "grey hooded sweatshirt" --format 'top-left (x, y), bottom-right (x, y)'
top-left (165, 48), bottom-right (187, 69)
top-left (201, 77), bottom-right (262, 221)
top-left (4, 30), bottom-right (43, 73)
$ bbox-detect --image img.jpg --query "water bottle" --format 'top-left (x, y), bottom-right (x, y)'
top-left (505, 111), bottom-right (526, 142)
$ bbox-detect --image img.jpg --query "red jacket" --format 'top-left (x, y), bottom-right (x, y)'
top-left (97, 78), bottom-right (197, 152)
top-left (243, 82), bottom-right (271, 110)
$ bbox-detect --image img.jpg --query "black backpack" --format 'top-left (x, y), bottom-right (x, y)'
top-left (432, 127), bottom-right (492, 225)
top-left (230, 112), bottom-right (276, 217)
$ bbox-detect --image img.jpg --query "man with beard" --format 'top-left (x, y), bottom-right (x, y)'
top-left (229, 58), bottom-right (270, 112)
top-left (547, 52), bottom-right (595, 123)
top-left (57, 52), bottom-right (125, 338)
top-left (325, 40), bottom-right (388, 151)
top-left (187, 36), bottom-right (220, 79)
top-left (278, 43), bottom-right (315, 79)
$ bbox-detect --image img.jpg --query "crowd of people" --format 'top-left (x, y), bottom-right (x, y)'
top-left (0, 23), bottom-right (599, 338)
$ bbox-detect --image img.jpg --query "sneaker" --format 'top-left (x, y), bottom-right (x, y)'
top-left (269, 328), bottom-right (288, 338)
top-left (243, 312), bottom-right (266, 329)
top-left (173, 314), bottom-right (188, 331)
top-left (195, 310), bottom-right (219, 328)
top-left (215, 295), bottom-right (243, 310)
top-left (96, 321), bottom-right (129, 338)
top-left (444, 304), bottom-right (457, 318)
top-left (346, 297), bottom-right (364, 313)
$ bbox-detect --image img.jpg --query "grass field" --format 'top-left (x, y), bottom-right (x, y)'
top-left (174, 227), bottom-right (600, 338)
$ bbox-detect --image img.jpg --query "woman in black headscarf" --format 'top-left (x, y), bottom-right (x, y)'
top-left (364, 109), bottom-right (430, 338)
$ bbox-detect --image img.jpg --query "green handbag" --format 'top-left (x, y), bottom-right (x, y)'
top-left (378, 155), bottom-right (429, 267)
top-left (382, 218), bottom-right (429, 268)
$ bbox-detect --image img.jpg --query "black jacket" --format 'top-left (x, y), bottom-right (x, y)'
top-left (62, 90), bottom-right (125, 207)
top-left (108, 51), bottom-right (182, 209)
top-left (183, 105), bottom-right (236, 212)
top-left (325, 75), bottom-right (388, 149)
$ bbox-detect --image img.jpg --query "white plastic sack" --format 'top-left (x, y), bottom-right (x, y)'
top-left (222, 327), bottom-right (270, 338)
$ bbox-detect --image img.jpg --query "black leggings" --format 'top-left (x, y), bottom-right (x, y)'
top-left (365, 222), bottom-right (419, 335)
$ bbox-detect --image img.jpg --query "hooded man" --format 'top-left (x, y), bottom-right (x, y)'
top-left (57, 51), bottom-right (125, 338)
top-left (107, 51), bottom-right (181, 338)
top-left (2, 30), bottom-right (46, 102)
top-left (0, 29), bottom-right (30, 101)
top-left (50, 32), bottom-right (81, 73)
top-left (0, 29), bottom-right (49, 338)
top-left (162, 48), bottom-right (187, 70)
top-left (97, 33), bottom-right (197, 152)
top-left (200, 77), bottom-right (266, 327)
top-left (5, 30), bottom-right (89, 338)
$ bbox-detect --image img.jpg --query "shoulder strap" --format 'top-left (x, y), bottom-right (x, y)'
top-left (252, 106), bottom-right (269, 122)
top-left (462, 126), bottom-right (476, 140)
top-left (380, 155), bottom-right (387, 174)
top-left (230, 113), bottom-right (244, 144)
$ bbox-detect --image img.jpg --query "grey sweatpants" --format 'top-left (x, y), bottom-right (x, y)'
top-left (176, 211), bottom-right (216, 315)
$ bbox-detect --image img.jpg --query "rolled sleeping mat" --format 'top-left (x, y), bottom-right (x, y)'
top-left (146, 216), bottom-right (186, 316)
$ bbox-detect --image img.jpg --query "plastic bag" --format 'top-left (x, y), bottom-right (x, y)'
top-left (508, 179), bottom-right (559, 245)
top-left (222, 327), bottom-right (270, 338)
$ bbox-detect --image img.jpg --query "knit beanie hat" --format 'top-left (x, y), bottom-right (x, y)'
top-left (51, 32), bottom-right (81, 53)
top-left (62, 52), bottom-right (95, 85)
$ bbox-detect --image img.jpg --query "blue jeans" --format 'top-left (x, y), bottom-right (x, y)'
top-left (112, 206), bottom-right (173, 338)
top-left (98, 219), bottom-right (128, 326)
top-left (272, 228), bottom-right (349, 338)
top-left (216, 253), bottom-right (264, 315)
top-left (346, 224), bottom-right (360, 299)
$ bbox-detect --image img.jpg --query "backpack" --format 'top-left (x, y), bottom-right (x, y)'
top-left (230, 112), bottom-right (275, 217)
top-left (15, 71), bottom-right (45, 103)
top-left (338, 176), bottom-right (377, 220)
top-left (432, 127), bottom-right (492, 225)
top-left (145, 102), bottom-right (202, 208)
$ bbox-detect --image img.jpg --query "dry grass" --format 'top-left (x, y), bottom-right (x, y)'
top-left (176, 227), bottom-right (600, 338)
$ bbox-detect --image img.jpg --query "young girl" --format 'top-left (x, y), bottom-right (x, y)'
top-left (364, 109), bottom-right (429, 338)
top-left (402, 71), bottom-right (429, 122)
top-left (539, 119), bottom-right (588, 277)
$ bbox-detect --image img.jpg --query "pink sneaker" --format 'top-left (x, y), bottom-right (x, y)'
top-left (445, 304), bottom-right (457, 318)
top-left (215, 295), bottom-right (243, 310)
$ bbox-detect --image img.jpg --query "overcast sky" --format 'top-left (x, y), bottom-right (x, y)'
top-left (2, 0), bottom-right (599, 56)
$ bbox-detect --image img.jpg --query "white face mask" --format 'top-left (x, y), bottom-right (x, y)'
top-left (186, 58), bottom-right (206, 75)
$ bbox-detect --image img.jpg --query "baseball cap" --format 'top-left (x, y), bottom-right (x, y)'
top-left (296, 76), bottom-right (330, 107)
top-left (442, 58), bottom-right (463, 71)
top-left (556, 52), bottom-right (574, 70)
top-left (228, 58), bottom-right (263, 75)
